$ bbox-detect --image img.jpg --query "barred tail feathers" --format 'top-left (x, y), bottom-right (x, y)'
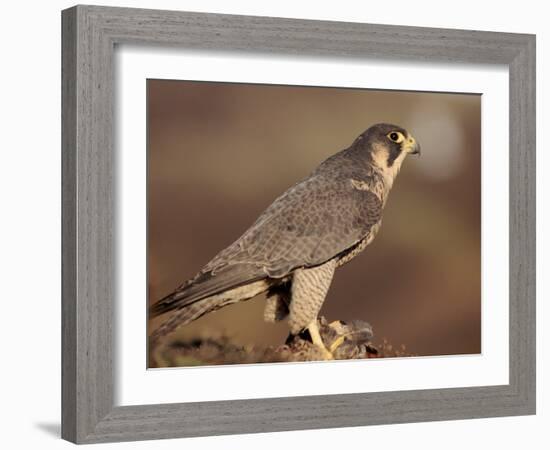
top-left (149, 295), bottom-right (227, 348)
top-left (149, 278), bottom-right (270, 347)
top-left (149, 264), bottom-right (267, 319)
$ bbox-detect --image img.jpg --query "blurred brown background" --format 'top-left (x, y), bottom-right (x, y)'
top-left (147, 79), bottom-right (481, 359)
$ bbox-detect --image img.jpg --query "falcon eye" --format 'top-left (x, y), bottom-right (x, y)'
top-left (387, 131), bottom-right (405, 143)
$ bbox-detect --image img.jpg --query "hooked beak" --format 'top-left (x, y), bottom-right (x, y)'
top-left (405, 135), bottom-right (421, 156)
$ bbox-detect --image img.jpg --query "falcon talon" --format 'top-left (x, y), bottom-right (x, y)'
top-left (149, 123), bottom-right (420, 361)
top-left (328, 336), bottom-right (347, 353)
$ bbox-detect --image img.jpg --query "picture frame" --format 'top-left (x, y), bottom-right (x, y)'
top-left (61, 4), bottom-right (536, 444)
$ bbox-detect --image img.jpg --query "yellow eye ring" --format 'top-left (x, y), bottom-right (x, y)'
top-left (387, 131), bottom-right (405, 143)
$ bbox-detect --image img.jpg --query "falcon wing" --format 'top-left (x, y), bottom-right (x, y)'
top-left (206, 174), bottom-right (383, 277)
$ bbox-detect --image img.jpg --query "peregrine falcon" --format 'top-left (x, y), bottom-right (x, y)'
top-left (150, 123), bottom-right (420, 359)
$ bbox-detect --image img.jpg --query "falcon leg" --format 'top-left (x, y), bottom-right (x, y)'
top-left (307, 319), bottom-right (334, 360)
top-left (288, 259), bottom-right (337, 361)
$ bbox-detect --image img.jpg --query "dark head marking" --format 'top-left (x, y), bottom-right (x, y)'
top-left (355, 123), bottom-right (409, 168)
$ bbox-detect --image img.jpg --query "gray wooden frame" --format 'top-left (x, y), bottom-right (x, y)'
top-left (61, 4), bottom-right (536, 444)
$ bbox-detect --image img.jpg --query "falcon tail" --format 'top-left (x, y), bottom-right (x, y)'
top-left (149, 264), bottom-right (269, 346)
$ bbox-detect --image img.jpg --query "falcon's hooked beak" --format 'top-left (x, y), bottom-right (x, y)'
top-left (404, 135), bottom-right (421, 156)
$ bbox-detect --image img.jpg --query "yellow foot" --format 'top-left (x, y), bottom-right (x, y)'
top-left (307, 320), bottom-right (334, 360)
top-left (327, 320), bottom-right (348, 353)
top-left (328, 335), bottom-right (346, 353)
top-left (325, 319), bottom-right (375, 357)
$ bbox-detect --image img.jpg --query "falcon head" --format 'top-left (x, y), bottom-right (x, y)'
top-left (356, 123), bottom-right (420, 180)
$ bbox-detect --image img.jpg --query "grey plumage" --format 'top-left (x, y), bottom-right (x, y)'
top-left (150, 123), bottom-right (420, 351)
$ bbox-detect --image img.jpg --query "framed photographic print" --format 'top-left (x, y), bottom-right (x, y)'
top-left (61, 5), bottom-right (536, 444)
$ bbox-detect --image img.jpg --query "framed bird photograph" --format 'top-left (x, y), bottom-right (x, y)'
top-left (146, 80), bottom-right (482, 368)
top-left (62, 5), bottom-right (535, 444)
